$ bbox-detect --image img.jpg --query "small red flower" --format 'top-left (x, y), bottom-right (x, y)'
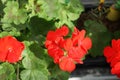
top-left (0, 36), bottom-right (24, 63)
top-left (59, 56), bottom-right (76, 72)
top-left (111, 62), bottom-right (120, 75)
top-left (104, 39), bottom-right (120, 78)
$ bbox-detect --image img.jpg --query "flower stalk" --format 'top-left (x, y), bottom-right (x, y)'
top-left (17, 63), bottom-right (20, 80)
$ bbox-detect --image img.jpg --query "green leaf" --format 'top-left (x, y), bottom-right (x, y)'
top-left (41, 0), bottom-right (58, 19)
top-left (22, 41), bottom-right (49, 78)
top-left (22, 41), bottom-right (47, 69)
top-left (84, 20), bottom-right (107, 33)
top-left (84, 20), bottom-right (112, 57)
top-left (29, 42), bottom-right (53, 66)
top-left (21, 49), bottom-right (49, 80)
top-left (49, 65), bottom-right (70, 80)
top-left (22, 49), bottom-right (49, 75)
top-left (115, 0), bottom-right (120, 10)
top-left (0, 1), bottom-right (27, 38)
top-left (0, 25), bottom-right (21, 37)
top-left (0, 1), bottom-right (4, 18)
top-left (20, 69), bottom-right (48, 80)
top-left (1, 1), bottom-right (27, 25)
top-left (29, 17), bottom-right (55, 36)
top-left (66, 0), bottom-right (84, 20)
top-left (0, 62), bottom-right (15, 80)
top-left (54, 0), bottom-right (84, 28)
top-left (114, 30), bottom-right (120, 39)
top-left (20, 41), bottom-right (49, 80)
top-left (22, 53), bottom-right (46, 69)
top-left (26, 0), bottom-right (84, 28)
top-left (25, 0), bottom-right (48, 19)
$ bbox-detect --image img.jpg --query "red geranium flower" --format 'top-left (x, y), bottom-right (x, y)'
top-left (104, 39), bottom-right (120, 63)
top-left (104, 39), bottom-right (120, 78)
top-left (45, 25), bottom-right (92, 72)
top-left (0, 36), bottom-right (24, 63)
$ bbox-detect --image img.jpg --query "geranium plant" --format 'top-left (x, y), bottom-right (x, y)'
top-left (0, 0), bottom-right (120, 80)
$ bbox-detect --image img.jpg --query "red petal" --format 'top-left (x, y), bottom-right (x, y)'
top-left (45, 40), bottom-right (52, 48)
top-left (112, 39), bottom-right (120, 53)
top-left (79, 30), bottom-right (86, 40)
top-left (59, 56), bottom-right (76, 72)
top-left (103, 46), bottom-right (116, 62)
top-left (112, 39), bottom-right (117, 49)
top-left (72, 27), bottom-right (80, 36)
top-left (68, 47), bottom-right (85, 63)
top-left (48, 45), bottom-right (61, 57)
top-left (46, 31), bottom-right (57, 41)
top-left (111, 53), bottom-right (120, 67)
top-left (0, 39), bottom-right (8, 62)
top-left (72, 29), bottom-right (86, 46)
top-left (55, 25), bottom-right (69, 36)
top-left (111, 62), bottom-right (120, 74)
top-left (55, 37), bottom-right (64, 45)
top-left (81, 37), bottom-right (92, 50)
top-left (47, 44), bottom-right (64, 63)
top-left (53, 50), bottom-right (64, 64)
top-left (63, 38), bottom-right (73, 51)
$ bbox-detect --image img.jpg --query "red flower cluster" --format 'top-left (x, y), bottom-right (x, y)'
top-left (0, 36), bottom-right (24, 63)
top-left (45, 26), bottom-right (92, 72)
top-left (104, 39), bottom-right (120, 78)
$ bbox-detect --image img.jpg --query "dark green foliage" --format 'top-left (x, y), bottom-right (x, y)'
top-left (84, 20), bottom-right (113, 57)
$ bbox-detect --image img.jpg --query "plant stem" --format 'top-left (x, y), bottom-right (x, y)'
top-left (17, 63), bottom-right (20, 80)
